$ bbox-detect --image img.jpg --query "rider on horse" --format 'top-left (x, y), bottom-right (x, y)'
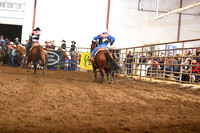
top-left (91, 30), bottom-right (115, 62)
top-left (26, 27), bottom-right (41, 57)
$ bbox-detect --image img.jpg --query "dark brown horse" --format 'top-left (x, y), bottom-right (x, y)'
top-left (0, 43), bottom-right (7, 65)
top-left (91, 41), bottom-right (121, 83)
top-left (27, 44), bottom-right (47, 74)
top-left (57, 47), bottom-right (70, 60)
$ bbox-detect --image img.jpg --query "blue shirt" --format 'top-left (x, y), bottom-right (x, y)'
top-left (93, 32), bottom-right (115, 45)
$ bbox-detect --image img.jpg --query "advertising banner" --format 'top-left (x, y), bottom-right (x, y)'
top-left (80, 52), bottom-right (93, 70)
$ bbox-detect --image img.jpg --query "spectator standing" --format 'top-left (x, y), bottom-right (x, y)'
top-left (14, 37), bottom-right (20, 46)
top-left (61, 40), bottom-right (66, 50)
top-left (7, 42), bottom-right (14, 66)
top-left (0, 35), bottom-right (6, 54)
top-left (126, 51), bottom-right (133, 75)
top-left (11, 45), bottom-right (17, 66)
top-left (146, 52), bottom-right (152, 69)
top-left (5, 38), bottom-right (10, 45)
top-left (70, 41), bottom-right (76, 59)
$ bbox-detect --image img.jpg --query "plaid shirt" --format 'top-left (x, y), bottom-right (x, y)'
top-left (192, 62), bottom-right (200, 74)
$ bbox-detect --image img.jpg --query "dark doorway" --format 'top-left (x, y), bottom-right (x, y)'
top-left (0, 24), bottom-right (22, 42)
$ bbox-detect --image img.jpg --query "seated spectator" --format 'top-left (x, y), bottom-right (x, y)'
top-left (147, 57), bottom-right (161, 76)
top-left (195, 52), bottom-right (200, 63)
top-left (61, 40), bottom-right (66, 50)
top-left (191, 59), bottom-right (200, 82)
top-left (174, 52), bottom-right (180, 64)
top-left (177, 59), bottom-right (191, 81)
top-left (152, 58), bottom-right (161, 70)
top-left (188, 50), bottom-right (192, 56)
top-left (45, 41), bottom-right (50, 49)
top-left (168, 52), bottom-right (172, 57)
top-left (165, 56), bottom-right (179, 76)
top-left (50, 40), bottom-right (55, 49)
top-left (158, 55), bottom-right (165, 70)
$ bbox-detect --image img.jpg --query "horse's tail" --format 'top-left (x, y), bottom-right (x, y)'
top-left (34, 48), bottom-right (42, 64)
top-left (104, 52), bottom-right (121, 71)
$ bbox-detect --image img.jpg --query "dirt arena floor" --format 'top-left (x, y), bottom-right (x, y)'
top-left (0, 66), bottom-right (200, 133)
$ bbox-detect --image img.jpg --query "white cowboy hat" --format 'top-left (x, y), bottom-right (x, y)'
top-left (10, 42), bottom-right (14, 45)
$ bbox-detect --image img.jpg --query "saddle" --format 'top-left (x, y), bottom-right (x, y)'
top-left (94, 47), bottom-right (106, 58)
top-left (29, 43), bottom-right (40, 51)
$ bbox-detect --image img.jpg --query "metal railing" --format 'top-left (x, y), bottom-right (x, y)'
top-left (42, 39), bottom-right (200, 84)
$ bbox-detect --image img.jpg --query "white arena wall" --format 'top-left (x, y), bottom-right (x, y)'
top-left (0, 0), bottom-right (200, 48)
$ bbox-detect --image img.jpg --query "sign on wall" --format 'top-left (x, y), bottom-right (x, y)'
top-left (46, 50), bottom-right (64, 66)
top-left (80, 52), bottom-right (93, 70)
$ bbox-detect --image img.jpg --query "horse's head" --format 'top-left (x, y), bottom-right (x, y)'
top-left (91, 40), bottom-right (97, 51)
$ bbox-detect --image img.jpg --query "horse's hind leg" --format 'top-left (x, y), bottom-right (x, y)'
top-left (100, 69), bottom-right (105, 83)
top-left (109, 71), bottom-right (113, 84)
top-left (42, 64), bottom-right (45, 75)
top-left (27, 58), bottom-right (30, 72)
top-left (93, 66), bottom-right (97, 81)
top-left (33, 63), bottom-right (37, 74)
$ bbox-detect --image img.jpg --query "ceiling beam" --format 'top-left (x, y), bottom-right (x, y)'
top-left (154, 2), bottom-right (200, 20)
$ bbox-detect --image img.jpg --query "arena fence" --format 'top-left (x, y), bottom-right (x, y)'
top-left (44, 38), bottom-right (200, 84)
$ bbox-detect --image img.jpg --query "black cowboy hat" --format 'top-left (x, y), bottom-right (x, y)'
top-left (34, 27), bottom-right (42, 31)
top-left (71, 41), bottom-right (76, 44)
top-left (62, 40), bottom-right (66, 42)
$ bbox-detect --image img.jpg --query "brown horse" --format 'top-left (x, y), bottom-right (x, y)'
top-left (0, 43), bottom-right (7, 65)
top-left (69, 50), bottom-right (81, 63)
top-left (16, 44), bottom-right (26, 67)
top-left (57, 47), bottom-right (70, 60)
top-left (91, 41), bottom-right (121, 83)
top-left (27, 44), bottom-right (47, 74)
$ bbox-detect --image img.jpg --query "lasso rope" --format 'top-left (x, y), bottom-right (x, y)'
top-left (111, 69), bottom-right (136, 84)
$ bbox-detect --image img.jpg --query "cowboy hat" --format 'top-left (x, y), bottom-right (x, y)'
top-left (71, 41), bottom-right (76, 44)
top-left (15, 37), bottom-right (19, 40)
top-left (10, 42), bottom-right (14, 45)
top-left (34, 27), bottom-right (42, 31)
top-left (62, 40), bottom-right (66, 42)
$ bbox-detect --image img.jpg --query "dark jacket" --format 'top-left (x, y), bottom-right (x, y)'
top-left (61, 43), bottom-right (66, 49)
top-left (70, 44), bottom-right (75, 51)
